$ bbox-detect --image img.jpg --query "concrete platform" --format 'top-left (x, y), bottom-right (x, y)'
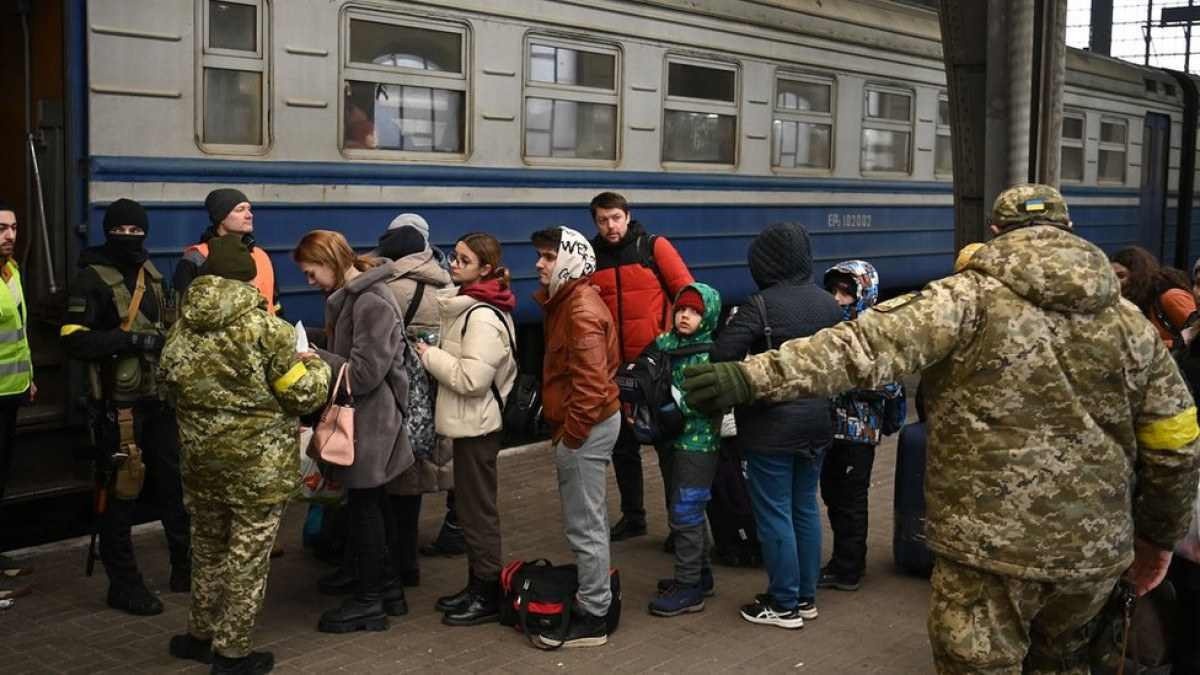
top-left (0, 437), bottom-right (934, 673)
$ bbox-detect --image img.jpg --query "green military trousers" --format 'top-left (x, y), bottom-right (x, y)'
top-left (928, 556), bottom-right (1116, 674)
top-left (184, 495), bottom-right (285, 658)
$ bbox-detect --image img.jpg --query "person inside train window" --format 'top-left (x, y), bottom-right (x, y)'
top-left (173, 189), bottom-right (280, 316)
top-left (160, 235), bottom-right (330, 673)
top-left (59, 198), bottom-right (191, 616)
top-left (531, 226), bottom-right (621, 649)
top-left (344, 104), bottom-right (378, 150)
top-left (1111, 246), bottom-right (1197, 351)
top-left (0, 201), bottom-right (35, 596)
top-left (588, 191), bottom-right (694, 547)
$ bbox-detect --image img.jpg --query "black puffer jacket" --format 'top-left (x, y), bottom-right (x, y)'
top-left (711, 222), bottom-right (842, 458)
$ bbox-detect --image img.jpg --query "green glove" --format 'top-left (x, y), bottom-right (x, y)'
top-left (681, 362), bottom-right (754, 415)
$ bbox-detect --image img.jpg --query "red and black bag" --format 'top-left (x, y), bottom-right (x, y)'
top-left (498, 559), bottom-right (622, 648)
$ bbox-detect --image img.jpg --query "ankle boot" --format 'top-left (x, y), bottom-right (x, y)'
top-left (317, 566), bottom-right (357, 596)
top-left (435, 573), bottom-right (477, 613)
top-left (211, 651), bottom-right (274, 675)
top-left (317, 593), bottom-right (388, 633)
top-left (442, 577), bottom-right (500, 626)
top-left (382, 577), bottom-right (408, 617)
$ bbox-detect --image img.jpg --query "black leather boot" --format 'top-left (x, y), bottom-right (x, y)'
top-left (210, 651), bottom-right (274, 674)
top-left (435, 573), bottom-right (476, 613)
top-left (442, 577), bottom-right (500, 626)
top-left (382, 577), bottom-right (408, 617)
top-left (317, 594), bottom-right (388, 633)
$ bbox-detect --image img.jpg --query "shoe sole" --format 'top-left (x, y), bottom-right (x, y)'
top-left (442, 613), bottom-right (500, 627)
top-left (536, 634), bottom-right (608, 649)
top-left (656, 585), bottom-right (716, 598)
top-left (316, 617), bottom-right (389, 633)
top-left (108, 602), bottom-right (164, 617)
top-left (797, 608), bottom-right (819, 620)
top-left (648, 600), bottom-right (705, 617)
top-left (0, 568), bottom-right (32, 578)
top-left (739, 611), bottom-right (804, 630)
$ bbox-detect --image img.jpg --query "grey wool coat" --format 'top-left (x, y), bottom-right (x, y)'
top-left (316, 262), bottom-right (413, 489)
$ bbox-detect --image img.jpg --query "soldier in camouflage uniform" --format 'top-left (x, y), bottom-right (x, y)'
top-left (159, 236), bottom-right (330, 675)
top-left (682, 184), bottom-right (1200, 674)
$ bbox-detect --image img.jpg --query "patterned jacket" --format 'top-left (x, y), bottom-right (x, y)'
top-left (739, 225), bottom-right (1200, 581)
top-left (160, 275), bottom-right (330, 505)
top-left (653, 282), bottom-right (721, 453)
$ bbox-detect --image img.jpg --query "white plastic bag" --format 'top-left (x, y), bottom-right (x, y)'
top-left (297, 427), bottom-right (343, 504)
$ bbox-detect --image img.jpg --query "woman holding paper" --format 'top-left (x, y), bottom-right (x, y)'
top-left (293, 230), bottom-right (413, 634)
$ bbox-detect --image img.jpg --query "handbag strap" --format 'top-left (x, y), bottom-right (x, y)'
top-left (332, 363), bottom-right (351, 397)
top-left (751, 294), bottom-right (773, 350)
top-left (404, 282), bottom-right (426, 327)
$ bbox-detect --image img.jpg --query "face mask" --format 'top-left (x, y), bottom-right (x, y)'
top-left (104, 233), bottom-right (148, 267)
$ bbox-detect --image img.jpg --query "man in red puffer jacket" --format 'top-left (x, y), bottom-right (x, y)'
top-left (589, 191), bottom-right (694, 543)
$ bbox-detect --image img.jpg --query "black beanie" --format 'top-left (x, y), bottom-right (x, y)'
top-left (748, 222), bottom-right (813, 289)
top-left (200, 234), bottom-right (257, 282)
top-left (377, 226), bottom-right (427, 261)
top-left (205, 188), bottom-right (250, 226)
top-left (103, 198), bottom-right (149, 234)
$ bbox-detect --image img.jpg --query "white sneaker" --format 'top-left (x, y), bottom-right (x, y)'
top-left (739, 596), bottom-right (804, 630)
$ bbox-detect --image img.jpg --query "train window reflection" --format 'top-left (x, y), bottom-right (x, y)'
top-left (865, 90), bottom-right (911, 122)
top-left (523, 37), bottom-right (620, 163)
top-left (861, 128), bottom-right (911, 172)
top-left (204, 69), bottom-right (263, 145)
top-left (528, 45), bottom-right (615, 90)
top-left (1061, 111), bottom-right (1085, 182)
top-left (777, 79), bottom-right (830, 113)
top-left (344, 81), bottom-right (464, 153)
top-left (208, 1), bottom-right (256, 52)
top-left (349, 20), bottom-right (463, 74)
top-left (935, 95), bottom-right (952, 176)
top-left (861, 86), bottom-right (913, 174)
top-left (663, 111), bottom-right (736, 163)
top-left (1061, 146), bottom-right (1084, 182)
top-left (668, 63), bottom-right (736, 102)
top-left (663, 57), bottom-right (739, 165)
top-left (1098, 117), bottom-right (1127, 183)
top-left (1101, 120), bottom-right (1127, 144)
top-left (525, 98), bottom-right (616, 159)
top-left (772, 73), bottom-right (834, 171)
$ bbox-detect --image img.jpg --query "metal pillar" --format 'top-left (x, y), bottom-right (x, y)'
top-left (940, 0), bottom-right (1068, 248)
top-left (1089, 0), bottom-right (1113, 56)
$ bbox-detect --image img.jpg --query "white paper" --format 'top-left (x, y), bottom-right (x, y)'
top-left (295, 320), bottom-right (309, 353)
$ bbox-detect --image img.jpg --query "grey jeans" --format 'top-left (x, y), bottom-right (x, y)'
top-left (669, 449), bottom-right (717, 585)
top-left (554, 411), bottom-right (621, 617)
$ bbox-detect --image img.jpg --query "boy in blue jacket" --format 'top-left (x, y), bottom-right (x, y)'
top-left (819, 260), bottom-right (905, 591)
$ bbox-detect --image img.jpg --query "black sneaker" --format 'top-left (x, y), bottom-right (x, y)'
top-left (211, 650), bottom-right (274, 675)
top-left (537, 610), bottom-right (608, 649)
top-left (817, 568), bottom-right (861, 592)
top-left (107, 581), bottom-right (164, 616)
top-left (609, 516), bottom-right (647, 542)
top-left (168, 634), bottom-right (213, 664)
top-left (739, 596), bottom-right (804, 630)
top-left (656, 567), bottom-right (715, 597)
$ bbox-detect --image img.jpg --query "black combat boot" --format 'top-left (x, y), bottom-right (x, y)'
top-left (442, 577), bottom-right (500, 626)
top-left (317, 554), bottom-right (388, 633)
top-left (210, 650), bottom-right (274, 675)
top-left (420, 519), bottom-right (465, 556)
top-left (435, 572), bottom-right (477, 613)
top-left (107, 577), bottom-right (163, 616)
top-left (168, 633), bottom-right (213, 664)
top-left (382, 576), bottom-right (408, 617)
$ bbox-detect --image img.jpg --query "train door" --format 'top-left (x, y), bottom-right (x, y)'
top-left (1140, 112), bottom-right (1170, 260)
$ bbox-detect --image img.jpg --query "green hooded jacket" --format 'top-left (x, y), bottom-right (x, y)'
top-left (159, 275), bottom-right (331, 506)
top-left (655, 282), bottom-right (722, 453)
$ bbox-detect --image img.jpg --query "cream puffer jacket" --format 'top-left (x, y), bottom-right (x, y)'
top-left (421, 288), bottom-right (517, 439)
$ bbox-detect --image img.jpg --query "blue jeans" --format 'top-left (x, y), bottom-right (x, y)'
top-left (746, 450), bottom-right (825, 609)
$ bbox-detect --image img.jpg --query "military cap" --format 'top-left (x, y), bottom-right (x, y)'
top-left (990, 183), bottom-right (1071, 229)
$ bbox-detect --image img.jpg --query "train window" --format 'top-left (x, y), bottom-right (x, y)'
top-left (663, 57), bottom-right (739, 165)
top-left (861, 86), bottom-right (913, 174)
top-left (523, 38), bottom-right (619, 162)
top-left (771, 74), bottom-right (833, 170)
top-left (340, 12), bottom-right (469, 157)
top-left (197, 0), bottom-right (268, 151)
top-left (1060, 111), bottom-right (1084, 182)
top-left (935, 95), bottom-right (952, 176)
top-left (1098, 118), bottom-right (1127, 183)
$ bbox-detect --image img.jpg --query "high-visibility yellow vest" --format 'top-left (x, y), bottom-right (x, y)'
top-left (0, 260), bottom-right (33, 397)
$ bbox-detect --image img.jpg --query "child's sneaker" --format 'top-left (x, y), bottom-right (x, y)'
top-left (537, 610), bottom-right (608, 649)
top-left (656, 567), bottom-right (714, 597)
top-left (739, 595), bottom-right (804, 630)
top-left (648, 582), bottom-right (705, 617)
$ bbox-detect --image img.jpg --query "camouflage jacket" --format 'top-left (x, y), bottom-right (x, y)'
top-left (739, 225), bottom-right (1200, 581)
top-left (159, 275), bottom-right (330, 505)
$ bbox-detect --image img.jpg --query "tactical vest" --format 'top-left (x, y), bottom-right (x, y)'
top-left (183, 242), bottom-right (276, 314)
top-left (88, 261), bottom-right (166, 403)
top-left (0, 260), bottom-right (33, 397)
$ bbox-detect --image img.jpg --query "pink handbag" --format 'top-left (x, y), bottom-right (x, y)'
top-left (309, 364), bottom-right (355, 466)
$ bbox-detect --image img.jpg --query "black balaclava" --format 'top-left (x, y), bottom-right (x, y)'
top-left (102, 198), bottom-right (149, 268)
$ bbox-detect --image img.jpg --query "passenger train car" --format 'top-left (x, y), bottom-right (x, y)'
top-left (1, 0), bottom-right (1198, 527)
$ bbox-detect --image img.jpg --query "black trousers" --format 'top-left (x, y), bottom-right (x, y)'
top-left (0, 402), bottom-right (18, 553)
top-left (99, 402), bottom-right (190, 585)
top-left (819, 439), bottom-right (876, 579)
top-left (1171, 556), bottom-right (1200, 675)
top-left (611, 422), bottom-right (672, 523)
top-left (389, 494), bottom-right (421, 576)
top-left (348, 485), bottom-right (395, 593)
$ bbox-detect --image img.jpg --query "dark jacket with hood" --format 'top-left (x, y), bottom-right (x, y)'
top-left (711, 222), bottom-right (843, 458)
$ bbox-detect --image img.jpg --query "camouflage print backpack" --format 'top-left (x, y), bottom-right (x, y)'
top-left (404, 283), bottom-right (437, 459)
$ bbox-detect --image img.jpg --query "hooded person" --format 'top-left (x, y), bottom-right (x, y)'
top-left (530, 225), bottom-right (622, 649)
top-left (160, 234), bottom-right (330, 673)
top-left (378, 213), bottom-right (451, 273)
top-left (709, 221), bottom-right (844, 630)
top-left (174, 188), bottom-right (279, 315)
top-left (59, 198), bottom-right (192, 617)
top-left (818, 260), bottom-right (906, 593)
top-left (647, 282), bottom-right (725, 618)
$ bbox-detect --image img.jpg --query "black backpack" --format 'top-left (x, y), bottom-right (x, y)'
top-left (460, 304), bottom-right (543, 440)
top-left (498, 559), bottom-right (622, 648)
top-left (616, 342), bottom-right (711, 445)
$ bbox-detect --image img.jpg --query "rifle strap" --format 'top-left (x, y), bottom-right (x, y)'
top-left (121, 267), bottom-right (147, 333)
top-left (117, 407), bottom-right (136, 452)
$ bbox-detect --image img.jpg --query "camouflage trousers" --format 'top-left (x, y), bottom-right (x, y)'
top-left (184, 495), bottom-right (285, 658)
top-left (928, 556), bottom-right (1115, 674)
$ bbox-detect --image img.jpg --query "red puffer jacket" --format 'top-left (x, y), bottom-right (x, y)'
top-left (591, 222), bottom-right (694, 362)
